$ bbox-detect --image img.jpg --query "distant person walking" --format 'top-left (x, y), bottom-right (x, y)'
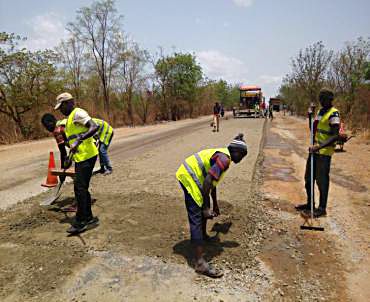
top-left (260, 101), bottom-right (266, 118)
top-left (268, 105), bottom-right (274, 120)
top-left (212, 102), bottom-right (221, 132)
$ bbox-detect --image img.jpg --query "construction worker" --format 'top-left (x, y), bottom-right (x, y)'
top-left (268, 105), bottom-right (274, 120)
top-left (176, 133), bottom-right (248, 278)
top-left (92, 118), bottom-right (114, 175)
top-left (295, 89), bottom-right (340, 217)
top-left (212, 102), bottom-right (221, 132)
top-left (54, 92), bottom-right (99, 234)
top-left (41, 114), bottom-right (68, 171)
top-left (41, 115), bottom-right (114, 176)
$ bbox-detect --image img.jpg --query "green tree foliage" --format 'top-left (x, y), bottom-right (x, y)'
top-left (155, 52), bottom-right (202, 120)
top-left (0, 32), bottom-right (60, 138)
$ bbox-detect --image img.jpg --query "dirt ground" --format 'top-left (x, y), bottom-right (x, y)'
top-left (0, 116), bottom-right (270, 302)
top-left (0, 113), bottom-right (369, 301)
top-left (261, 113), bottom-right (370, 302)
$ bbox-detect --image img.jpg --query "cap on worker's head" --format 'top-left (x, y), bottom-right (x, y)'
top-left (54, 92), bottom-right (73, 110)
top-left (228, 133), bottom-right (248, 152)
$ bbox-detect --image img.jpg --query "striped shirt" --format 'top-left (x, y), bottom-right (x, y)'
top-left (208, 152), bottom-right (231, 181)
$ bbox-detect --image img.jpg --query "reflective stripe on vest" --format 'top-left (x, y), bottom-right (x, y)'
top-left (93, 118), bottom-right (113, 146)
top-left (176, 148), bottom-right (231, 207)
top-left (315, 107), bottom-right (339, 157)
top-left (65, 108), bottom-right (98, 163)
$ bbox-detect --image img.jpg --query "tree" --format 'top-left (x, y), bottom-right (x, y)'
top-left (328, 37), bottom-right (370, 115)
top-left (68, 0), bottom-right (122, 116)
top-left (0, 32), bottom-right (59, 138)
top-left (116, 42), bottom-right (148, 126)
top-left (290, 41), bottom-right (333, 107)
top-left (155, 52), bottom-right (202, 120)
top-left (57, 35), bottom-right (86, 101)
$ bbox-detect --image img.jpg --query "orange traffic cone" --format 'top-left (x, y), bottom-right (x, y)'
top-left (41, 151), bottom-right (58, 187)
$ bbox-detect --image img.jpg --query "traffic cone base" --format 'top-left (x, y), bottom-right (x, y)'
top-left (41, 151), bottom-right (58, 187)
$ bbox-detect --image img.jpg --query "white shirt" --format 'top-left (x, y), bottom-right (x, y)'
top-left (73, 108), bottom-right (91, 126)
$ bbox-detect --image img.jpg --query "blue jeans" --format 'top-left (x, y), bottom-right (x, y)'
top-left (99, 142), bottom-right (112, 171)
top-left (180, 183), bottom-right (206, 245)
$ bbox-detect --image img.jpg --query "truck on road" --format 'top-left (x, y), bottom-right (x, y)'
top-left (233, 85), bottom-right (263, 118)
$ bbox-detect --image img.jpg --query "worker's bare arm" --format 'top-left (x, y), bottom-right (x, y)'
top-left (78, 119), bottom-right (98, 141)
top-left (58, 143), bottom-right (67, 169)
top-left (202, 174), bottom-right (213, 209)
top-left (211, 187), bottom-right (220, 216)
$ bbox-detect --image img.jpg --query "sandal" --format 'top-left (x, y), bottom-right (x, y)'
top-left (195, 260), bottom-right (223, 278)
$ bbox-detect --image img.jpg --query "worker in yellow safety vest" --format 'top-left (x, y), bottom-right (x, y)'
top-left (54, 92), bottom-right (100, 234)
top-left (92, 118), bottom-right (114, 175)
top-left (176, 133), bottom-right (248, 278)
top-left (295, 89), bottom-right (341, 217)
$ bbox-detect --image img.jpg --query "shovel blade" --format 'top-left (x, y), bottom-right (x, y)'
top-left (40, 181), bottom-right (64, 206)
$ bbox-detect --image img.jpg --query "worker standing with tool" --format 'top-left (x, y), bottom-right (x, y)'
top-left (176, 134), bottom-right (248, 278)
top-left (92, 118), bottom-right (114, 175)
top-left (295, 89), bottom-right (340, 217)
top-left (54, 92), bottom-right (99, 234)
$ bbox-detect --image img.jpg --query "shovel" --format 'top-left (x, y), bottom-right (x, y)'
top-left (40, 152), bottom-right (73, 206)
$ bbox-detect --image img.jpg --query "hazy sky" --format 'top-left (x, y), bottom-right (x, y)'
top-left (1, 0), bottom-right (370, 99)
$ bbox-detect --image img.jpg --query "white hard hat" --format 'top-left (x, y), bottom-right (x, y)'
top-left (55, 92), bottom-right (73, 109)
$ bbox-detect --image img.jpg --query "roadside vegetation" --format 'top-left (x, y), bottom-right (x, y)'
top-left (280, 39), bottom-right (370, 132)
top-left (0, 0), bottom-right (239, 144)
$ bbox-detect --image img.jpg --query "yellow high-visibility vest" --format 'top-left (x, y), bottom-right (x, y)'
top-left (92, 118), bottom-right (114, 146)
top-left (65, 108), bottom-right (98, 162)
top-left (56, 119), bottom-right (67, 127)
top-left (176, 148), bottom-right (231, 207)
top-left (315, 107), bottom-right (339, 156)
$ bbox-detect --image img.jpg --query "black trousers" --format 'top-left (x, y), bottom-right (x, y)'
top-left (304, 153), bottom-right (332, 209)
top-left (74, 155), bottom-right (97, 222)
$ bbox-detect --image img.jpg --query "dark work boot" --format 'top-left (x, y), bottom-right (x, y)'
top-left (314, 207), bottom-right (327, 218)
top-left (295, 203), bottom-right (312, 211)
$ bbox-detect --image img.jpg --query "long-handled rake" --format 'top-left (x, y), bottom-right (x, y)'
top-left (300, 117), bottom-right (324, 232)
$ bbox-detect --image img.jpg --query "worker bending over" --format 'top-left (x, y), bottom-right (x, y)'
top-left (41, 114), bottom-right (68, 171)
top-left (92, 118), bottom-right (114, 175)
top-left (54, 92), bottom-right (99, 234)
top-left (176, 134), bottom-right (248, 278)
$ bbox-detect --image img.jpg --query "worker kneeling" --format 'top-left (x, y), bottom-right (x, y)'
top-left (176, 134), bottom-right (248, 278)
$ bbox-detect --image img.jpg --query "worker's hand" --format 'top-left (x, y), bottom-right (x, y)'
top-left (309, 144), bottom-right (320, 153)
top-left (202, 207), bottom-right (215, 219)
top-left (213, 204), bottom-right (220, 216)
top-left (64, 157), bottom-right (73, 169)
top-left (70, 137), bottom-right (82, 153)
